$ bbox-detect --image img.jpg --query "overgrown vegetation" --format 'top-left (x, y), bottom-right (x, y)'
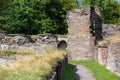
top-left (61, 63), bottom-right (77, 80)
top-left (0, 49), bottom-right (67, 80)
top-left (81, 0), bottom-right (120, 25)
top-left (0, 0), bottom-right (78, 34)
top-left (70, 60), bottom-right (120, 80)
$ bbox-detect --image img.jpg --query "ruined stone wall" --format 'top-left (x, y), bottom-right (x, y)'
top-left (67, 7), bottom-right (102, 60)
top-left (97, 24), bottom-right (120, 76)
top-left (0, 33), bottom-right (57, 53)
top-left (97, 41), bottom-right (120, 76)
top-left (102, 24), bottom-right (120, 39)
top-left (0, 34), bottom-right (31, 45)
top-left (106, 42), bottom-right (120, 76)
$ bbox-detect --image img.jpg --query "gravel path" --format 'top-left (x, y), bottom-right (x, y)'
top-left (74, 65), bottom-right (96, 80)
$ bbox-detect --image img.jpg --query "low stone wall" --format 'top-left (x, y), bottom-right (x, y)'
top-left (0, 44), bottom-right (56, 54)
top-left (102, 24), bottom-right (120, 39)
top-left (106, 42), bottom-right (120, 76)
top-left (97, 42), bottom-right (120, 76)
top-left (0, 33), bottom-right (57, 45)
top-left (50, 56), bottom-right (68, 80)
top-left (0, 33), bottom-right (58, 53)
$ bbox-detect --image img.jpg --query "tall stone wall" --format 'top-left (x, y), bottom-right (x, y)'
top-left (67, 7), bottom-right (102, 60)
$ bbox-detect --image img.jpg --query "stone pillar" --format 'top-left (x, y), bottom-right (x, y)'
top-left (67, 6), bottom-right (102, 60)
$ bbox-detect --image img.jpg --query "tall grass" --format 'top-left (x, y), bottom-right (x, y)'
top-left (0, 49), bottom-right (67, 80)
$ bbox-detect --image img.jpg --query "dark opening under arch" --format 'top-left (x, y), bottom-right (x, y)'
top-left (57, 40), bottom-right (67, 50)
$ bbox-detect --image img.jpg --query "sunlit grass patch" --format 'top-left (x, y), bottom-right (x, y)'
top-left (61, 63), bottom-right (77, 80)
top-left (0, 50), bottom-right (32, 55)
top-left (70, 60), bottom-right (120, 80)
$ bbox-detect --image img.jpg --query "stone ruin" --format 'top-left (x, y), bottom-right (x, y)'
top-left (102, 24), bottom-right (120, 38)
top-left (0, 6), bottom-right (120, 76)
top-left (0, 30), bottom-right (58, 53)
top-left (67, 7), bottom-right (102, 60)
top-left (0, 29), bottom-right (68, 53)
top-left (66, 6), bottom-right (120, 76)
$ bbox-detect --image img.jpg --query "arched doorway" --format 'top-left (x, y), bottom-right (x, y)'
top-left (57, 40), bottom-right (67, 50)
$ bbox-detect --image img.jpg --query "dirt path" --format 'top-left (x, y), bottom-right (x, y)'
top-left (74, 65), bottom-right (96, 80)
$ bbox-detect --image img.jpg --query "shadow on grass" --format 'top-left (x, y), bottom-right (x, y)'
top-left (61, 63), bottom-right (77, 80)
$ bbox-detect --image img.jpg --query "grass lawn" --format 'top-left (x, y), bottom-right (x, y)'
top-left (61, 63), bottom-right (77, 80)
top-left (70, 60), bottom-right (120, 80)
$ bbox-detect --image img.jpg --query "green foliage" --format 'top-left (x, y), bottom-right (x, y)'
top-left (81, 0), bottom-right (120, 25)
top-left (1, 0), bottom-right (78, 34)
top-left (0, 50), bottom-right (32, 55)
top-left (70, 60), bottom-right (120, 80)
top-left (0, 0), bottom-right (11, 30)
top-left (0, 0), bottom-right (11, 13)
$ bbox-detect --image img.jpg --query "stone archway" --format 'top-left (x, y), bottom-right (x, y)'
top-left (57, 40), bottom-right (67, 50)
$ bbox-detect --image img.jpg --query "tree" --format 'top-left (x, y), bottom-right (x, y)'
top-left (4, 0), bottom-right (49, 34)
top-left (3, 0), bottom-right (78, 34)
top-left (81, 0), bottom-right (120, 25)
top-left (0, 0), bottom-right (11, 30)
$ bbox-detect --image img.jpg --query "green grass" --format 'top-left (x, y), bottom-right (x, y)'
top-left (61, 63), bottom-right (77, 80)
top-left (70, 60), bottom-right (120, 80)
top-left (0, 50), bottom-right (32, 55)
